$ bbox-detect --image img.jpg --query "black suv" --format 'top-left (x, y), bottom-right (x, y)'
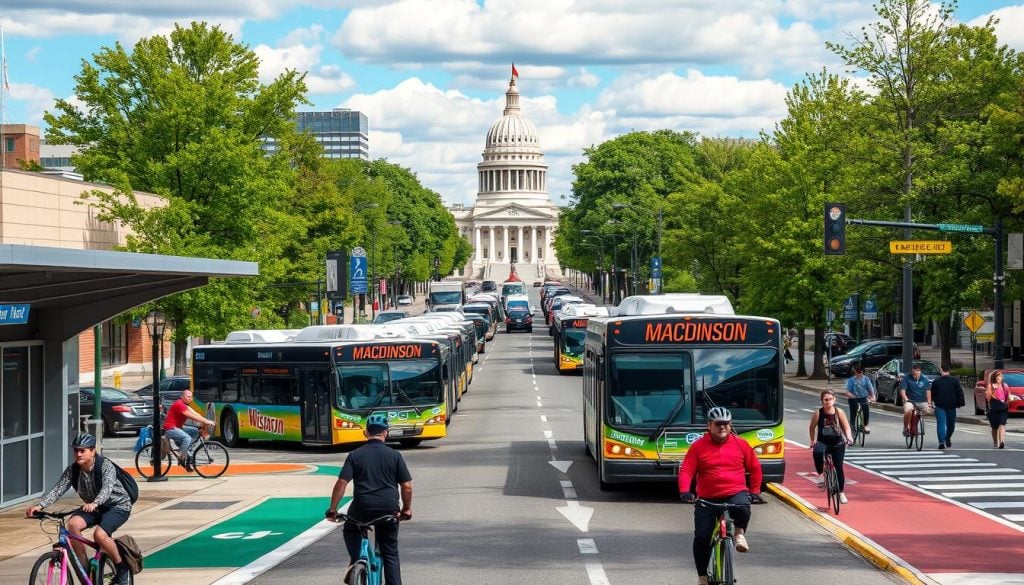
top-left (829, 339), bottom-right (919, 377)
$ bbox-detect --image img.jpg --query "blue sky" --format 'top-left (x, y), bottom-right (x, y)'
top-left (1, 1), bottom-right (1022, 206)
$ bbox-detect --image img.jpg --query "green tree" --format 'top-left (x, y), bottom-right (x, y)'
top-left (44, 22), bottom-right (308, 371)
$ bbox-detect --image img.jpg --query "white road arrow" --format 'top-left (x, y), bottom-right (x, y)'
top-left (556, 500), bottom-right (594, 532)
top-left (548, 460), bottom-right (572, 474)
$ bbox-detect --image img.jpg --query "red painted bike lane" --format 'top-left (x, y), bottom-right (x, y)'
top-left (778, 445), bottom-right (1024, 581)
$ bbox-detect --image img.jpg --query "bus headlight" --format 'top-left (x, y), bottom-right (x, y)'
top-left (604, 439), bottom-right (648, 459)
top-left (754, 440), bottom-right (784, 456)
top-left (425, 414), bottom-right (446, 425)
top-left (334, 419), bottom-right (362, 430)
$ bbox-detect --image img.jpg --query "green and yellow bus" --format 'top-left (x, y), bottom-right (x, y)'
top-left (552, 305), bottom-right (609, 374)
top-left (582, 294), bottom-right (785, 489)
top-left (192, 335), bottom-right (450, 448)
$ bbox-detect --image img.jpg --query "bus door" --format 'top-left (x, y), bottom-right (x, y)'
top-left (299, 368), bottom-right (332, 444)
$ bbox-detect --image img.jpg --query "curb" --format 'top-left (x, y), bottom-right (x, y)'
top-left (766, 482), bottom-right (929, 585)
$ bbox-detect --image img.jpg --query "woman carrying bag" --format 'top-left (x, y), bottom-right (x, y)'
top-left (986, 370), bottom-right (1010, 449)
top-left (809, 390), bottom-right (854, 504)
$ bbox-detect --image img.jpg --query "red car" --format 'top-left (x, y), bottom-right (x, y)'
top-left (972, 369), bottom-right (1024, 415)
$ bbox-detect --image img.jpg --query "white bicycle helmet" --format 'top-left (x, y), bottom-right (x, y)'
top-left (707, 406), bottom-right (732, 422)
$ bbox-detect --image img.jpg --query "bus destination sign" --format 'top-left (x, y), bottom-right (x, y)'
top-left (612, 318), bottom-right (777, 346)
top-left (336, 343), bottom-right (432, 361)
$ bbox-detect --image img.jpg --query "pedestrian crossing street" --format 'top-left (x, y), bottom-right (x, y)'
top-left (844, 449), bottom-right (1024, 528)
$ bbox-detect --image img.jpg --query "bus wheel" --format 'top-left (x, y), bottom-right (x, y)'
top-left (221, 411), bottom-right (248, 448)
top-left (399, 439), bottom-right (422, 448)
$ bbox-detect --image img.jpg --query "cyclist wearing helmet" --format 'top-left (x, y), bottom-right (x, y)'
top-left (326, 413), bottom-right (413, 585)
top-left (678, 407), bottom-right (763, 585)
top-left (25, 434), bottom-right (133, 585)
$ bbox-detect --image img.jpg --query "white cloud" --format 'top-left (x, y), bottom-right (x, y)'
top-left (25, 47), bottom-right (42, 63)
top-left (0, 12), bottom-right (243, 43)
top-left (566, 68), bottom-right (600, 89)
top-left (7, 82), bottom-right (57, 125)
top-left (972, 5), bottom-right (1024, 50)
top-left (334, 0), bottom-right (835, 76)
top-left (254, 28), bottom-right (356, 95)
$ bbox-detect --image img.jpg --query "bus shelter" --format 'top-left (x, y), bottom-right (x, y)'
top-left (0, 243), bottom-right (257, 507)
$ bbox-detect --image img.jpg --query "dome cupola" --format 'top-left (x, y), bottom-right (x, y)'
top-left (485, 77), bottom-right (540, 150)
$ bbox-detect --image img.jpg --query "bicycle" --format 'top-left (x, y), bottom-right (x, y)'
top-left (334, 513), bottom-right (402, 585)
top-left (135, 425), bottom-right (230, 479)
top-left (696, 499), bottom-right (747, 585)
top-left (904, 404), bottom-right (925, 452)
top-left (27, 510), bottom-right (131, 585)
top-left (850, 404), bottom-right (866, 447)
top-left (822, 453), bottom-right (841, 515)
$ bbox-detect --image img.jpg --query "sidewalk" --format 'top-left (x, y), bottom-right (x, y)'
top-left (0, 464), bottom-right (343, 583)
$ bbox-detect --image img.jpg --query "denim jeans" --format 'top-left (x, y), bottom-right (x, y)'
top-left (934, 407), bottom-right (956, 444)
top-left (164, 426), bottom-right (199, 457)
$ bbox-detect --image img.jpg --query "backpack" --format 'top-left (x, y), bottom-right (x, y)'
top-left (114, 535), bottom-right (144, 574)
top-left (71, 455), bottom-right (140, 504)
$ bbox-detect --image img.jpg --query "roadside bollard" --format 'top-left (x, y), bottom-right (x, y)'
top-left (113, 371), bottom-right (122, 389)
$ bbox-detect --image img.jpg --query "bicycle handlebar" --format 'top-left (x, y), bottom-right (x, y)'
top-left (28, 510), bottom-right (73, 520)
top-left (331, 512), bottom-right (403, 526)
top-left (695, 499), bottom-right (751, 509)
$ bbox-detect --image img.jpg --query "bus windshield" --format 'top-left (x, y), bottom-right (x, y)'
top-left (607, 353), bottom-right (692, 428)
top-left (606, 348), bottom-right (780, 428)
top-left (562, 330), bottom-right (586, 358)
top-left (429, 291), bottom-right (463, 305)
top-left (336, 360), bottom-right (443, 410)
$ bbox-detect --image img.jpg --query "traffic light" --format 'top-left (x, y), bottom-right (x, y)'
top-left (824, 203), bottom-right (846, 255)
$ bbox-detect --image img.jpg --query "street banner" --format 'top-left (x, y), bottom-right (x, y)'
top-left (862, 294), bottom-right (877, 320)
top-left (650, 256), bottom-right (662, 278)
top-left (350, 247), bottom-right (368, 294)
top-left (843, 295), bottom-right (858, 320)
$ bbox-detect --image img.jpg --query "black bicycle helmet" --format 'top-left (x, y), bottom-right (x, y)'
top-left (72, 433), bottom-right (97, 449)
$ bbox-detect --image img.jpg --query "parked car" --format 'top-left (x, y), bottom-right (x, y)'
top-left (824, 332), bottom-right (857, 356)
top-left (972, 369), bottom-right (1024, 415)
top-left (397, 295), bottom-right (413, 306)
top-left (873, 359), bottom-right (940, 404)
top-left (79, 386), bottom-right (154, 436)
top-left (533, 281), bottom-right (542, 287)
top-left (481, 280), bottom-right (498, 292)
top-left (374, 310), bottom-right (409, 324)
top-left (829, 339), bottom-right (919, 377)
top-left (134, 375), bottom-right (191, 405)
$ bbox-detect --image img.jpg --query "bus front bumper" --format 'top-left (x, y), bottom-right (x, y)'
top-left (603, 458), bottom-right (786, 486)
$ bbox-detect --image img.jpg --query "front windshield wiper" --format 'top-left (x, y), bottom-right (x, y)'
top-left (647, 388), bottom-right (689, 442)
top-left (391, 383), bottom-right (423, 416)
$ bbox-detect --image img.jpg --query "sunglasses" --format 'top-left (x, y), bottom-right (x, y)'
top-left (712, 421), bottom-right (731, 427)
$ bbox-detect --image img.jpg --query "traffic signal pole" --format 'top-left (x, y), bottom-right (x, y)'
top-left (844, 217), bottom-right (1005, 369)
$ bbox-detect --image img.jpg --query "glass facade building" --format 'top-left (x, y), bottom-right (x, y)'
top-left (264, 108), bottom-right (369, 160)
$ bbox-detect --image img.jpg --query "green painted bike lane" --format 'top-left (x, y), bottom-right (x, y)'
top-left (147, 495), bottom-right (351, 569)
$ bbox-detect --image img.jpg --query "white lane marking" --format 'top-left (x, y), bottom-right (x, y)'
top-left (549, 460), bottom-right (572, 473)
top-left (1004, 514), bottom-right (1024, 521)
top-left (557, 500), bottom-right (594, 532)
top-left (942, 491), bottom-right (1024, 498)
top-left (577, 538), bottom-right (598, 554)
top-left (548, 439), bottom-right (557, 450)
top-left (907, 475), bottom-right (1024, 482)
top-left (537, 401), bottom-right (543, 408)
top-left (585, 562), bottom-right (611, 585)
top-left (562, 485), bottom-right (578, 499)
top-left (544, 430), bottom-right (554, 439)
top-left (560, 480), bottom-right (573, 487)
top-left (919, 483), bottom-right (1024, 490)
top-left (847, 457), bottom-right (963, 463)
top-left (865, 463), bottom-right (997, 470)
top-left (784, 408), bottom-right (797, 413)
top-left (972, 501), bottom-right (1024, 509)
top-left (894, 468), bottom-right (1020, 476)
top-left (927, 573), bottom-right (1024, 584)
top-left (537, 395), bottom-right (543, 400)
top-left (211, 520), bottom-right (340, 585)
top-left (541, 415), bottom-right (548, 423)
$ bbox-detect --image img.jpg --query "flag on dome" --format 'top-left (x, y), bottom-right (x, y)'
top-left (511, 63), bottom-right (519, 79)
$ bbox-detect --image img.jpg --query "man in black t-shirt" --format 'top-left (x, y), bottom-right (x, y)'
top-left (327, 413), bottom-right (413, 585)
top-left (931, 363), bottom-right (966, 449)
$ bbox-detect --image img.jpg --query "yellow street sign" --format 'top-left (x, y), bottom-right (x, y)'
top-left (963, 311), bottom-right (985, 334)
top-left (976, 333), bottom-right (995, 342)
top-left (889, 240), bottom-right (952, 254)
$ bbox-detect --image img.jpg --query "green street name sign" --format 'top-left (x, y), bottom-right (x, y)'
top-left (937, 223), bottom-right (984, 233)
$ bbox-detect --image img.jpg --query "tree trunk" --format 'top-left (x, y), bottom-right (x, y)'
top-left (937, 313), bottom-right (952, 368)
top-left (796, 329), bottom-right (807, 377)
top-left (810, 323), bottom-right (828, 380)
top-left (173, 337), bottom-right (189, 376)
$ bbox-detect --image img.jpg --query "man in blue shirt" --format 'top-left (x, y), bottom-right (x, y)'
top-left (900, 363), bottom-right (933, 436)
top-left (845, 365), bottom-right (876, 432)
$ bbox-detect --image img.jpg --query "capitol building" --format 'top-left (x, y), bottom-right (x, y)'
top-left (449, 74), bottom-right (560, 281)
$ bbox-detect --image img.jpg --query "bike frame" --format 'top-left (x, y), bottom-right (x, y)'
top-left (42, 515), bottom-right (105, 585)
top-left (342, 514), bottom-right (394, 585)
top-left (698, 500), bottom-right (740, 585)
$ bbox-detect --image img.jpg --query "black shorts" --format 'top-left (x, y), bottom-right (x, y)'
top-left (73, 506), bottom-right (130, 536)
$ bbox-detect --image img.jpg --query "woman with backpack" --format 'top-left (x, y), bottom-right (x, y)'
top-left (808, 390), bottom-right (854, 504)
top-left (25, 433), bottom-right (135, 585)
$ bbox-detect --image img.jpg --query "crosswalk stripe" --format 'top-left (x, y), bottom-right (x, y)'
top-left (941, 491), bottom-right (1024, 498)
top-left (918, 483), bottom-right (1024, 490)
top-left (905, 475), bottom-right (1024, 482)
top-left (1004, 514), bottom-right (1024, 521)
top-left (895, 468), bottom-right (1020, 476)
top-left (972, 502), bottom-right (1024, 509)
top-left (864, 463), bottom-right (996, 469)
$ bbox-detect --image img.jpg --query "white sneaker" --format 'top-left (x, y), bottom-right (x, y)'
top-left (839, 493), bottom-right (849, 504)
top-left (734, 533), bottom-right (749, 552)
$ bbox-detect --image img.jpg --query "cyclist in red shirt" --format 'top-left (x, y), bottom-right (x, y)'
top-left (678, 406), bottom-right (763, 585)
top-left (162, 389), bottom-right (215, 470)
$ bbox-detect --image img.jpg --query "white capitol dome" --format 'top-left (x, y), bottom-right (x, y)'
top-left (484, 78), bottom-right (542, 153)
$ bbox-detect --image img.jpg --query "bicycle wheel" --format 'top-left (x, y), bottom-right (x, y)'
top-left (707, 538), bottom-right (722, 584)
top-left (829, 467), bottom-right (841, 515)
top-left (29, 551), bottom-right (63, 585)
top-left (134, 444), bottom-right (172, 479)
top-left (192, 440), bottom-right (230, 478)
top-left (915, 414), bottom-right (925, 451)
top-left (855, 410), bottom-right (866, 447)
top-left (904, 421), bottom-right (914, 448)
top-left (720, 538), bottom-right (735, 585)
top-left (347, 561), bottom-right (369, 585)
top-left (95, 553), bottom-right (128, 585)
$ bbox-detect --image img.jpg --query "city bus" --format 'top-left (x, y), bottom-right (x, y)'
top-left (552, 304), bottom-right (608, 373)
top-left (191, 333), bottom-right (450, 448)
top-left (582, 294), bottom-right (785, 489)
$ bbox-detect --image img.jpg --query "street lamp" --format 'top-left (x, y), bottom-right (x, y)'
top-left (580, 230), bottom-right (606, 303)
top-left (389, 220), bottom-right (403, 308)
top-left (604, 221), bottom-right (624, 304)
top-left (359, 202), bottom-right (380, 320)
top-left (145, 310), bottom-right (168, 483)
top-left (613, 202), bottom-right (663, 294)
